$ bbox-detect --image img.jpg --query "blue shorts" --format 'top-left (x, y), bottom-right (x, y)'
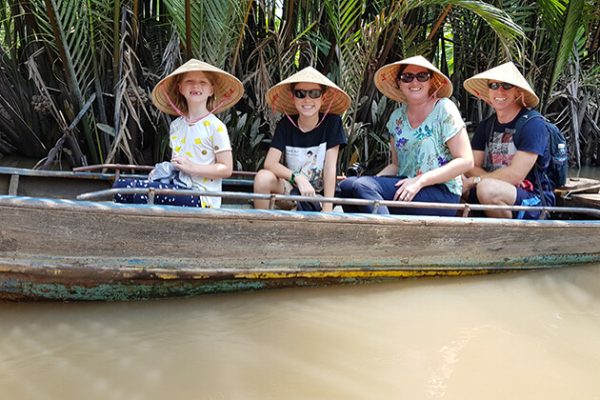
top-left (466, 186), bottom-right (553, 219)
top-left (339, 176), bottom-right (460, 216)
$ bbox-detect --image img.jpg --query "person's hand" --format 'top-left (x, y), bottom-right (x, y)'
top-left (393, 176), bottom-right (423, 202)
top-left (461, 175), bottom-right (480, 195)
top-left (171, 156), bottom-right (193, 174)
top-left (295, 174), bottom-right (316, 197)
top-left (461, 174), bottom-right (472, 194)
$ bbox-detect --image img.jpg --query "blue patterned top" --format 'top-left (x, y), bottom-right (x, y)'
top-left (385, 98), bottom-right (466, 196)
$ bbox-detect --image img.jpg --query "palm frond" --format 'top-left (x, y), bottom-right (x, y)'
top-left (162, 0), bottom-right (246, 68)
top-left (538, 0), bottom-right (585, 103)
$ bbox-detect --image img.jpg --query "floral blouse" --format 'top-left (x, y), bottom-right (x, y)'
top-left (385, 98), bottom-right (465, 196)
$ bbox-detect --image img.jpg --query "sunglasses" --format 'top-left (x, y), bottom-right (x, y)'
top-left (399, 72), bottom-right (431, 83)
top-left (488, 82), bottom-right (515, 90)
top-left (293, 89), bottom-right (323, 99)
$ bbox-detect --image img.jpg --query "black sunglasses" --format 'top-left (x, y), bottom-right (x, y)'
top-left (293, 89), bottom-right (323, 99)
top-left (488, 82), bottom-right (515, 90)
top-left (399, 72), bottom-right (431, 83)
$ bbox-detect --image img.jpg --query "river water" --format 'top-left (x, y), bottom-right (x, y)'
top-left (1, 160), bottom-right (599, 398)
top-left (1, 264), bottom-right (600, 399)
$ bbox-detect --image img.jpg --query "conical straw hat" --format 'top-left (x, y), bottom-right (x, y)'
top-left (463, 62), bottom-right (539, 107)
top-left (266, 67), bottom-right (351, 115)
top-left (151, 59), bottom-right (244, 115)
top-left (374, 55), bottom-right (453, 103)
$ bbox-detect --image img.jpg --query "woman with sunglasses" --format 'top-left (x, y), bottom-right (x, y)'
top-left (339, 55), bottom-right (473, 215)
top-left (462, 61), bottom-right (554, 219)
top-left (254, 67), bottom-right (351, 211)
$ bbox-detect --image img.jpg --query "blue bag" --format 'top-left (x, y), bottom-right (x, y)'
top-left (515, 110), bottom-right (568, 189)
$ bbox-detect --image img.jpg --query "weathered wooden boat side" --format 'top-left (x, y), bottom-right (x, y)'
top-left (1, 194), bottom-right (599, 301)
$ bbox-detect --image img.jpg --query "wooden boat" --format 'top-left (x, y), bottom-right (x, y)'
top-left (1, 165), bottom-right (600, 301)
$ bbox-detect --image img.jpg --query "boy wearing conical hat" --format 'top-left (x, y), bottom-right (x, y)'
top-left (463, 62), bottom-right (554, 219)
top-left (254, 67), bottom-right (351, 212)
top-left (113, 59), bottom-right (243, 208)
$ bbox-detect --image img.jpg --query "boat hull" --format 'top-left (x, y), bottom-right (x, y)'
top-left (1, 195), bottom-right (599, 301)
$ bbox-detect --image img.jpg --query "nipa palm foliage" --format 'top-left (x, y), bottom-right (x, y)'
top-left (0, 0), bottom-right (598, 171)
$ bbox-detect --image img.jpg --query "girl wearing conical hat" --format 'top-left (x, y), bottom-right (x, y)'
top-left (113, 59), bottom-right (243, 208)
top-left (462, 61), bottom-right (554, 219)
top-left (253, 67), bottom-right (351, 212)
top-left (339, 55), bottom-right (473, 215)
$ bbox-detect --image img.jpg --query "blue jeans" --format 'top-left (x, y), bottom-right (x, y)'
top-left (338, 176), bottom-right (460, 216)
top-left (113, 178), bottom-right (203, 207)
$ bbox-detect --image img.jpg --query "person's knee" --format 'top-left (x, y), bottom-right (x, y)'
top-left (352, 176), bottom-right (376, 195)
top-left (476, 179), bottom-right (513, 205)
top-left (339, 177), bottom-right (357, 196)
top-left (253, 169), bottom-right (277, 193)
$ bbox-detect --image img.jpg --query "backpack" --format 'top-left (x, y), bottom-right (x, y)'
top-left (514, 109), bottom-right (569, 190)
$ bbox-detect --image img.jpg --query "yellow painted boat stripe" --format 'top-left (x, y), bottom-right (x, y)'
top-left (235, 270), bottom-right (489, 279)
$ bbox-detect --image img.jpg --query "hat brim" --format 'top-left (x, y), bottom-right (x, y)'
top-left (463, 62), bottom-right (539, 107)
top-left (266, 67), bottom-right (351, 115)
top-left (374, 55), bottom-right (453, 103)
top-left (151, 59), bottom-right (244, 116)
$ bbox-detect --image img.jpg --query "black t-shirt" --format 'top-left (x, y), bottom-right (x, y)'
top-left (471, 108), bottom-right (552, 193)
top-left (270, 114), bottom-right (347, 192)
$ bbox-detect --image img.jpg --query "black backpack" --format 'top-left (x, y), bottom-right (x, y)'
top-left (514, 110), bottom-right (568, 190)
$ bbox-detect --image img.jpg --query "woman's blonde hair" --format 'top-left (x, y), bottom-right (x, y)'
top-left (429, 73), bottom-right (446, 97)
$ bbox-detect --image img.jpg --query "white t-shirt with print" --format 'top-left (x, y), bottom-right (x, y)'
top-left (169, 114), bottom-right (231, 208)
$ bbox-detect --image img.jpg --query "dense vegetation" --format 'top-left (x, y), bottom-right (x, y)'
top-left (0, 0), bottom-right (598, 173)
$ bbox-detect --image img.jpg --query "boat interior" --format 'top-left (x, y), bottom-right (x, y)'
top-left (1, 164), bottom-right (600, 219)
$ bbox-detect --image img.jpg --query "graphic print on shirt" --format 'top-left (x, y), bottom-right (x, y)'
top-left (485, 127), bottom-right (517, 171)
top-left (285, 143), bottom-right (327, 192)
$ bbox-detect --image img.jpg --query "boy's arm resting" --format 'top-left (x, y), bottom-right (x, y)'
top-left (321, 145), bottom-right (340, 212)
top-left (263, 147), bottom-right (294, 181)
top-left (477, 150), bottom-right (538, 186)
top-left (263, 147), bottom-right (317, 197)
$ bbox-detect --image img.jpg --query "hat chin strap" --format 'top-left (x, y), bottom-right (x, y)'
top-left (516, 92), bottom-right (528, 108)
top-left (429, 86), bottom-right (441, 100)
top-left (162, 86), bottom-right (235, 124)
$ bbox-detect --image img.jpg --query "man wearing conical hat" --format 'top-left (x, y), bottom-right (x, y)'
top-left (253, 67), bottom-right (351, 212)
top-left (463, 61), bottom-right (554, 219)
top-left (114, 59), bottom-right (244, 208)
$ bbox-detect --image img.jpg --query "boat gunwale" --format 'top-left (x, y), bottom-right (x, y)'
top-left (1, 194), bottom-right (599, 228)
top-left (0, 165), bottom-right (252, 186)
